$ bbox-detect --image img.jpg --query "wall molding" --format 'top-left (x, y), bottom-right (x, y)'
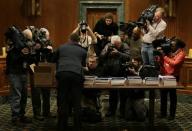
top-left (79, 1), bottom-right (124, 22)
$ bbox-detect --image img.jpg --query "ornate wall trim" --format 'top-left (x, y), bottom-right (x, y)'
top-left (79, 1), bottom-right (124, 22)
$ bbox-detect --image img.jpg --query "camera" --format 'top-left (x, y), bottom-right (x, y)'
top-left (107, 44), bottom-right (116, 53)
top-left (80, 20), bottom-right (87, 33)
top-left (120, 21), bottom-right (138, 37)
top-left (5, 26), bottom-right (32, 50)
top-left (152, 37), bottom-right (175, 56)
top-left (28, 26), bottom-right (51, 48)
top-left (138, 5), bottom-right (158, 25)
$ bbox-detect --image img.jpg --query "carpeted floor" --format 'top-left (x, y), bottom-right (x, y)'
top-left (0, 93), bottom-right (192, 131)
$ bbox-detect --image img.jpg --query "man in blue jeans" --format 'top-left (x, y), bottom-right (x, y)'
top-left (6, 28), bottom-right (33, 125)
top-left (141, 7), bottom-right (167, 65)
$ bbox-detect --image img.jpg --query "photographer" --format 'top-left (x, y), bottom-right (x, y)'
top-left (93, 12), bottom-right (118, 56)
top-left (72, 22), bottom-right (97, 57)
top-left (30, 28), bottom-right (55, 121)
top-left (6, 28), bottom-right (33, 125)
top-left (159, 39), bottom-right (186, 120)
top-left (100, 35), bottom-right (130, 117)
top-left (123, 57), bottom-right (147, 121)
top-left (141, 7), bottom-right (167, 65)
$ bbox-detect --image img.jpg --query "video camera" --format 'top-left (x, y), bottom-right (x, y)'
top-left (138, 5), bottom-right (158, 25)
top-left (80, 20), bottom-right (88, 33)
top-left (107, 44), bottom-right (116, 53)
top-left (4, 26), bottom-right (34, 51)
top-left (119, 5), bottom-right (158, 38)
top-left (28, 26), bottom-right (51, 48)
top-left (153, 37), bottom-right (176, 56)
top-left (120, 21), bottom-right (138, 37)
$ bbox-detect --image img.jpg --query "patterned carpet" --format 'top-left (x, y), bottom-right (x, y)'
top-left (0, 93), bottom-right (192, 131)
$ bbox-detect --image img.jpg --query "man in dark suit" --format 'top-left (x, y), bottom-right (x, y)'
top-left (48, 33), bottom-right (87, 131)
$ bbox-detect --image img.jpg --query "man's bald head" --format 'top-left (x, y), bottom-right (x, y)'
top-left (22, 29), bottom-right (32, 40)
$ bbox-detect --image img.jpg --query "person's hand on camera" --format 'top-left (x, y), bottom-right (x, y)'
top-left (95, 32), bottom-right (103, 40)
top-left (128, 67), bottom-right (137, 75)
top-left (46, 45), bottom-right (53, 52)
top-left (77, 23), bottom-right (81, 29)
top-left (86, 25), bottom-right (91, 31)
top-left (34, 43), bottom-right (41, 50)
top-left (21, 47), bottom-right (29, 55)
top-left (111, 48), bottom-right (119, 55)
top-left (146, 20), bottom-right (150, 26)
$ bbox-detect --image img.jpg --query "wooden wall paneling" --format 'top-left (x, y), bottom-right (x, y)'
top-left (0, 0), bottom-right (79, 49)
top-left (0, 57), bottom-right (9, 96)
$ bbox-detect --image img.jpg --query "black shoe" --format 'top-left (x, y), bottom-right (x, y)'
top-left (11, 118), bottom-right (23, 126)
top-left (43, 113), bottom-right (57, 118)
top-left (34, 115), bottom-right (44, 121)
top-left (168, 116), bottom-right (175, 120)
top-left (157, 114), bottom-right (167, 119)
top-left (20, 116), bottom-right (32, 123)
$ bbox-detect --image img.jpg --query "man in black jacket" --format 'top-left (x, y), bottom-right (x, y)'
top-left (48, 33), bottom-right (87, 131)
top-left (30, 28), bottom-right (54, 121)
top-left (100, 35), bottom-right (130, 117)
top-left (6, 29), bottom-right (33, 125)
top-left (93, 12), bottom-right (118, 56)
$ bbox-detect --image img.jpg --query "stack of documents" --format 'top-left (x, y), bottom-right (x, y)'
top-left (111, 77), bottom-right (127, 86)
top-left (127, 76), bottom-right (143, 85)
top-left (94, 77), bottom-right (111, 87)
top-left (158, 75), bottom-right (177, 86)
top-left (144, 77), bottom-right (159, 85)
top-left (84, 75), bottom-right (97, 86)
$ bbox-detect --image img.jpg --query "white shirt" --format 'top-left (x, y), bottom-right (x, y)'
top-left (142, 19), bottom-right (167, 44)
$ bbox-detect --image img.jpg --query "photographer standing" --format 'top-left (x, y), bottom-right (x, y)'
top-left (159, 39), bottom-right (186, 120)
top-left (6, 29), bottom-right (33, 125)
top-left (30, 28), bottom-right (55, 121)
top-left (141, 7), bottom-right (167, 65)
top-left (100, 35), bottom-right (130, 117)
top-left (93, 12), bottom-right (118, 56)
top-left (72, 22), bottom-right (97, 57)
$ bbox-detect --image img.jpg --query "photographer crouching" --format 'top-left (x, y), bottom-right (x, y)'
top-left (100, 35), bottom-right (130, 117)
top-left (154, 38), bottom-right (186, 120)
top-left (5, 28), bottom-right (33, 125)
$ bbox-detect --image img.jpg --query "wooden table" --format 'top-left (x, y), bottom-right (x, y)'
top-left (84, 83), bottom-right (184, 125)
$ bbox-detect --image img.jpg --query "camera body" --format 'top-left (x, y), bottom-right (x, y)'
top-left (80, 20), bottom-right (88, 33)
top-left (107, 44), bottom-right (116, 53)
top-left (152, 37), bottom-right (173, 56)
top-left (138, 5), bottom-right (158, 25)
top-left (29, 27), bottom-right (51, 48)
top-left (5, 26), bottom-right (33, 50)
top-left (120, 22), bottom-right (138, 37)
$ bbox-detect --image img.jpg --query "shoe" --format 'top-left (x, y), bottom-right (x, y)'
top-left (20, 116), bottom-right (32, 123)
top-left (117, 113), bottom-right (124, 119)
top-left (11, 118), bottom-right (23, 126)
top-left (105, 111), bottom-right (115, 117)
top-left (34, 115), bottom-right (44, 121)
top-left (43, 113), bottom-right (57, 118)
top-left (157, 115), bottom-right (167, 119)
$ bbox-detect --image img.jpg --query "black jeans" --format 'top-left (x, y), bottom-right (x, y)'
top-left (56, 71), bottom-right (83, 131)
top-left (160, 89), bottom-right (177, 117)
top-left (31, 87), bottom-right (50, 116)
